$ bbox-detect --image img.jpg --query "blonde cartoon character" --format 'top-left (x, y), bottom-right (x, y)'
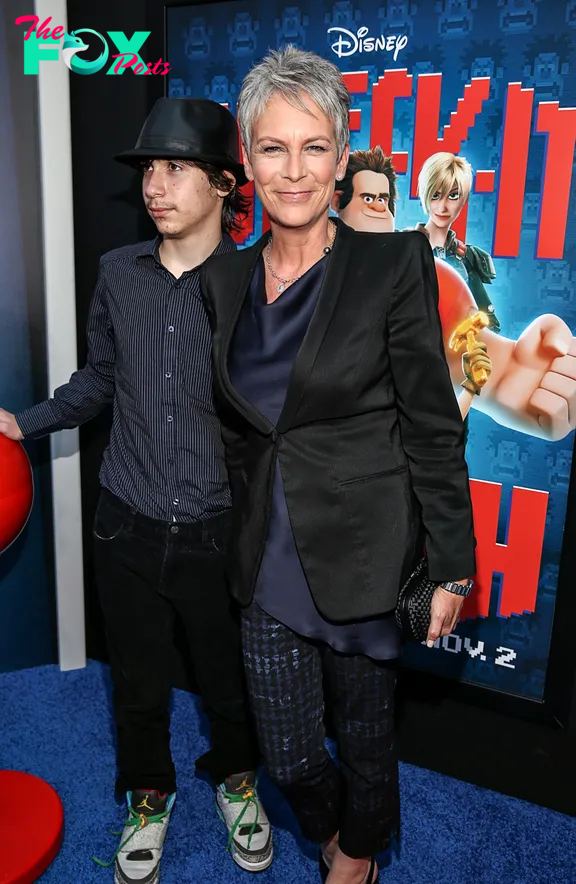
top-left (416, 151), bottom-right (500, 332)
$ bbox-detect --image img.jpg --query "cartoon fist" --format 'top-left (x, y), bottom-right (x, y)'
top-left (487, 314), bottom-right (576, 442)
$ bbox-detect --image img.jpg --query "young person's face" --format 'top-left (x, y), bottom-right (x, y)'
top-left (428, 180), bottom-right (466, 229)
top-left (142, 159), bottom-right (230, 238)
top-left (335, 169), bottom-right (394, 232)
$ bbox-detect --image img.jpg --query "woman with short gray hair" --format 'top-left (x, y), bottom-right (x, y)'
top-left (201, 45), bottom-right (475, 883)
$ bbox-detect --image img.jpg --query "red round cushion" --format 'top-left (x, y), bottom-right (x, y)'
top-left (0, 436), bottom-right (34, 554)
top-left (0, 771), bottom-right (63, 883)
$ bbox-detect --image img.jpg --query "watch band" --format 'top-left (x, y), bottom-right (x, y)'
top-left (438, 580), bottom-right (473, 598)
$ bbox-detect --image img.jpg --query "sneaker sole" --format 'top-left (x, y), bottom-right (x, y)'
top-left (216, 805), bottom-right (273, 873)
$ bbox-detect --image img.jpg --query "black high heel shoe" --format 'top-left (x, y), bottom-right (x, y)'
top-left (319, 853), bottom-right (379, 882)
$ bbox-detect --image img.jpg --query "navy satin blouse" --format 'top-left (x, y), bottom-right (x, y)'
top-left (228, 254), bottom-right (400, 660)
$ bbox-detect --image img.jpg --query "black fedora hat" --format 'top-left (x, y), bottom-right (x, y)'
top-left (115, 97), bottom-right (248, 187)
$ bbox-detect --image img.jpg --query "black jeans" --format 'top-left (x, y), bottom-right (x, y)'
top-left (93, 488), bottom-right (258, 795)
top-left (241, 603), bottom-right (399, 859)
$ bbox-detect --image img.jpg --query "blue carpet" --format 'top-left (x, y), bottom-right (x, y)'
top-left (1, 660), bottom-right (574, 884)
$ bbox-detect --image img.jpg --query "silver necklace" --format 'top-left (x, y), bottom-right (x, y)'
top-left (265, 221), bottom-right (337, 294)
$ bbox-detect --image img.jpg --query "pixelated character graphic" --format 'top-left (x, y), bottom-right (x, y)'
top-left (333, 148), bottom-right (491, 420)
top-left (522, 190), bottom-right (541, 228)
top-left (324, 1), bottom-right (362, 31)
top-left (336, 148), bottom-right (576, 442)
top-left (545, 446), bottom-right (572, 491)
top-left (228, 11), bottom-right (259, 57)
top-left (498, 0), bottom-right (543, 34)
top-left (404, 41), bottom-right (445, 77)
top-left (415, 151), bottom-right (501, 332)
top-left (183, 17), bottom-right (212, 60)
top-left (535, 260), bottom-right (576, 314)
top-left (377, 0), bottom-right (418, 39)
top-left (460, 40), bottom-right (505, 99)
top-left (461, 39), bottom-right (505, 81)
top-left (485, 433), bottom-right (529, 483)
top-left (169, 78), bottom-right (186, 98)
top-left (203, 64), bottom-right (238, 105)
top-left (275, 7), bottom-right (309, 49)
top-left (436, 0), bottom-right (476, 39)
top-left (523, 36), bottom-right (571, 102)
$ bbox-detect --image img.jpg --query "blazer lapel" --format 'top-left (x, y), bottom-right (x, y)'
top-left (276, 218), bottom-right (352, 433)
top-left (219, 231), bottom-right (274, 436)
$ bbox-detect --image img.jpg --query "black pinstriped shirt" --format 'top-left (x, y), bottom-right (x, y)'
top-left (16, 236), bottom-right (235, 522)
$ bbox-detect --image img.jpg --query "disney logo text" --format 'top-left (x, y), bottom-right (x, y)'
top-left (328, 27), bottom-right (408, 61)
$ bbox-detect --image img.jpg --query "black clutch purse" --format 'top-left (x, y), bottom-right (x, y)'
top-left (395, 557), bottom-right (437, 643)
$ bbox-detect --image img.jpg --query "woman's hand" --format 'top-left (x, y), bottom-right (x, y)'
top-left (426, 587), bottom-right (466, 647)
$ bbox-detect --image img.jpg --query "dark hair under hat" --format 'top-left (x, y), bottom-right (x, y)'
top-left (114, 97), bottom-right (248, 187)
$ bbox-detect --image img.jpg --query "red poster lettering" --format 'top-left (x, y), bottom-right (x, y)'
top-left (342, 71), bottom-right (368, 93)
top-left (493, 84), bottom-right (533, 259)
top-left (535, 102), bottom-right (576, 260)
top-left (349, 110), bottom-right (361, 132)
top-left (463, 480), bottom-right (548, 621)
top-left (411, 75), bottom-right (490, 198)
top-left (231, 180), bottom-right (255, 245)
top-left (370, 70), bottom-right (413, 174)
top-left (474, 170), bottom-right (495, 192)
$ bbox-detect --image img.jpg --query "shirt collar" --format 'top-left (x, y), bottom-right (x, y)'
top-left (136, 232), bottom-right (236, 268)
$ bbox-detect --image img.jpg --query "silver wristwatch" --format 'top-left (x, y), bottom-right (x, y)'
top-left (438, 579), bottom-right (473, 598)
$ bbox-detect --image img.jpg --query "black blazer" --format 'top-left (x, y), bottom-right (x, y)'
top-left (201, 219), bottom-right (476, 622)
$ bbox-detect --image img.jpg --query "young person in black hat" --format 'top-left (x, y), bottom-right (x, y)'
top-left (0, 98), bottom-right (273, 883)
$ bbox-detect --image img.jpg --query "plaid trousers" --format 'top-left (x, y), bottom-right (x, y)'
top-left (241, 602), bottom-right (400, 858)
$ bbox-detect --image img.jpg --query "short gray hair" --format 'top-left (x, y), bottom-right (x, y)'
top-left (237, 45), bottom-right (350, 158)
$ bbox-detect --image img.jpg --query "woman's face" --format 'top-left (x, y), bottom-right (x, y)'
top-left (428, 180), bottom-right (466, 229)
top-left (243, 91), bottom-right (349, 230)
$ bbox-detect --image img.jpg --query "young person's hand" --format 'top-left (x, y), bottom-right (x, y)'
top-left (0, 408), bottom-right (24, 441)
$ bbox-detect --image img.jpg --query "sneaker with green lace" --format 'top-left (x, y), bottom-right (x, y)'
top-left (216, 772), bottom-right (273, 872)
top-left (93, 789), bottom-right (175, 884)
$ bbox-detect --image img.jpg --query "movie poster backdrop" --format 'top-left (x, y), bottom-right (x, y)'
top-left (166, 0), bottom-right (576, 702)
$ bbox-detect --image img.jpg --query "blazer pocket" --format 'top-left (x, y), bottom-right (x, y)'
top-left (337, 466), bottom-right (413, 596)
top-left (338, 465), bottom-right (407, 487)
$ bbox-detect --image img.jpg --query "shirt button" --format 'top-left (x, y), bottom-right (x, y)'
top-left (167, 415), bottom-right (173, 423)
top-left (173, 498), bottom-right (179, 505)
top-left (165, 372), bottom-right (172, 379)
top-left (170, 525), bottom-right (179, 534)
top-left (168, 326), bottom-right (174, 333)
